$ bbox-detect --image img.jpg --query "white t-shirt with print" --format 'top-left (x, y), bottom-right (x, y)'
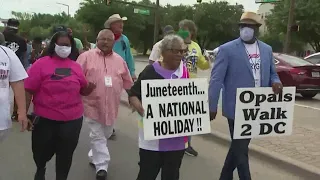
top-left (149, 40), bottom-right (162, 62)
top-left (244, 42), bottom-right (261, 87)
top-left (0, 45), bottom-right (28, 130)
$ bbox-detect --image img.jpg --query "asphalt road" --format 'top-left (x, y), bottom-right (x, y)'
top-left (0, 60), bottom-right (316, 180)
top-left (0, 105), bottom-right (306, 180)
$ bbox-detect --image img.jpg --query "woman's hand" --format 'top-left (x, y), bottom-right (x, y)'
top-left (80, 82), bottom-right (96, 96)
top-left (87, 82), bottom-right (96, 91)
top-left (129, 96), bottom-right (144, 117)
top-left (17, 114), bottom-right (32, 132)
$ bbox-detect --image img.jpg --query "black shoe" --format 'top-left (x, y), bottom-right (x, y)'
top-left (108, 129), bottom-right (116, 140)
top-left (89, 162), bottom-right (95, 168)
top-left (11, 114), bottom-right (18, 121)
top-left (96, 170), bottom-right (107, 180)
top-left (185, 146), bottom-right (198, 157)
top-left (34, 168), bottom-right (46, 180)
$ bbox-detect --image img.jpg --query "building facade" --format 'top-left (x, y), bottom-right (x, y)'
top-left (257, 3), bottom-right (315, 56)
top-left (257, 3), bottom-right (274, 36)
top-left (0, 19), bottom-right (8, 26)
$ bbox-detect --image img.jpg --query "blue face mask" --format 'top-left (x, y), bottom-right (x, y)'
top-left (240, 27), bottom-right (255, 42)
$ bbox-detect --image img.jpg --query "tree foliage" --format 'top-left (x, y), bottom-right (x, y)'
top-left (266, 0), bottom-right (320, 52)
top-left (75, 0), bottom-right (243, 52)
top-left (8, 0), bottom-right (245, 53)
top-left (9, 11), bottom-right (94, 43)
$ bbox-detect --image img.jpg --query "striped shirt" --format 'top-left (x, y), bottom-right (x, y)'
top-left (77, 49), bottom-right (133, 125)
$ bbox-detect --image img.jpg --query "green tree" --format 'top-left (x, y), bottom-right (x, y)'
top-left (75, 0), bottom-right (155, 53)
top-left (266, 0), bottom-right (320, 52)
top-left (193, 1), bottom-right (243, 49)
top-left (10, 11), bottom-right (90, 42)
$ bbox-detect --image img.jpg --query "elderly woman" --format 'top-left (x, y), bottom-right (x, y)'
top-left (129, 35), bottom-right (189, 180)
top-left (24, 31), bottom-right (96, 180)
top-left (178, 19), bottom-right (210, 157)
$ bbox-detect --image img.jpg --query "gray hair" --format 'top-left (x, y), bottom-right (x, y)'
top-left (97, 29), bottom-right (115, 40)
top-left (159, 34), bottom-right (184, 53)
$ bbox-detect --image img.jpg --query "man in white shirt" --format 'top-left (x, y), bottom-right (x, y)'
top-left (148, 25), bottom-right (175, 64)
top-left (0, 45), bottom-right (29, 142)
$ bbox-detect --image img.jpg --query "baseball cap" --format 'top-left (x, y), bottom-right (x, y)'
top-left (163, 25), bottom-right (174, 36)
top-left (7, 18), bottom-right (20, 29)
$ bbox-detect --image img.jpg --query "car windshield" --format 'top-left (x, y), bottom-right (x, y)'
top-left (276, 54), bottom-right (314, 66)
top-left (306, 55), bottom-right (320, 64)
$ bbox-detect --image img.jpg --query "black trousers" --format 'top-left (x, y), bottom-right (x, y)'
top-left (32, 116), bottom-right (83, 180)
top-left (220, 119), bottom-right (251, 180)
top-left (137, 148), bottom-right (185, 180)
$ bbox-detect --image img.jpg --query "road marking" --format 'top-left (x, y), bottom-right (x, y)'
top-left (295, 103), bottom-right (320, 111)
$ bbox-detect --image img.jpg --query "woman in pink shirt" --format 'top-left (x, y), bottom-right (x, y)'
top-left (24, 31), bottom-right (95, 180)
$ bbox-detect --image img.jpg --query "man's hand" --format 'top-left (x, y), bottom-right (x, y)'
top-left (272, 82), bottom-right (283, 94)
top-left (210, 112), bottom-right (217, 121)
top-left (17, 114), bottom-right (31, 132)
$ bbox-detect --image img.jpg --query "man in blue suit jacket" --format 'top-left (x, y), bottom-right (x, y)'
top-left (209, 12), bottom-right (283, 180)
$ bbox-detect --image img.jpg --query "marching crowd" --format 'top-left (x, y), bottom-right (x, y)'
top-left (0, 11), bottom-right (283, 180)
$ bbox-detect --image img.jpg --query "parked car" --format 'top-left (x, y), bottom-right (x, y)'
top-left (304, 52), bottom-right (320, 65)
top-left (274, 53), bottom-right (320, 98)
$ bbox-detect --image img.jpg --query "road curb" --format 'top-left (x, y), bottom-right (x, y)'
top-left (120, 100), bottom-right (320, 178)
top-left (208, 130), bottom-right (320, 179)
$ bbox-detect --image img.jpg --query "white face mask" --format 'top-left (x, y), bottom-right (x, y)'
top-left (55, 44), bottom-right (71, 58)
top-left (240, 27), bottom-right (255, 42)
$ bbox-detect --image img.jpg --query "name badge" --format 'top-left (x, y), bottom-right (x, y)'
top-left (104, 76), bottom-right (112, 87)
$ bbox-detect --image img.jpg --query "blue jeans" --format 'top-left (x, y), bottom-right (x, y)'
top-left (219, 119), bottom-right (251, 180)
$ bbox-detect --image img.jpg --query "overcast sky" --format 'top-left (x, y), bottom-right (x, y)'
top-left (0, 0), bottom-right (260, 19)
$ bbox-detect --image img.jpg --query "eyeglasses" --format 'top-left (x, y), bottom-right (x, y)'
top-left (170, 49), bottom-right (188, 54)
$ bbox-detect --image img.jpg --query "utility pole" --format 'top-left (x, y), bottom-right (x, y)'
top-left (153, 0), bottom-right (160, 45)
top-left (283, 0), bottom-right (295, 53)
top-left (112, 0), bottom-right (159, 44)
top-left (56, 2), bottom-right (70, 16)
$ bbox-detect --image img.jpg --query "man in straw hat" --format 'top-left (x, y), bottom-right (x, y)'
top-left (208, 12), bottom-right (283, 180)
top-left (104, 14), bottom-right (135, 79)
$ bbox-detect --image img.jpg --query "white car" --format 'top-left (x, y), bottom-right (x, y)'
top-left (304, 52), bottom-right (320, 66)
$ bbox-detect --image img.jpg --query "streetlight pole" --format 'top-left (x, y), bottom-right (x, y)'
top-left (283, 0), bottom-right (295, 53)
top-left (56, 2), bottom-right (70, 16)
top-left (153, 0), bottom-right (160, 45)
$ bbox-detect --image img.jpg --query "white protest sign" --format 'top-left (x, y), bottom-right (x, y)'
top-left (234, 87), bottom-right (296, 139)
top-left (141, 78), bottom-right (211, 140)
